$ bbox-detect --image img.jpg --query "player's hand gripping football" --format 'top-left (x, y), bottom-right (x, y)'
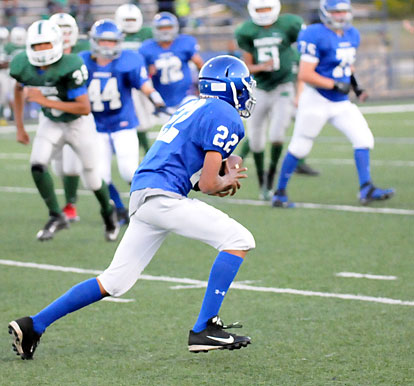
top-left (214, 155), bottom-right (247, 197)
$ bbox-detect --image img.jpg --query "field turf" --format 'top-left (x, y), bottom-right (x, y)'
top-left (0, 104), bottom-right (413, 385)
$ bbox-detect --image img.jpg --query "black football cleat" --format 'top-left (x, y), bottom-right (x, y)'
top-left (36, 213), bottom-right (69, 241)
top-left (8, 317), bottom-right (42, 360)
top-left (102, 206), bottom-right (120, 242)
top-left (359, 182), bottom-right (395, 205)
top-left (295, 162), bottom-right (320, 176)
top-left (188, 316), bottom-right (251, 353)
top-left (116, 207), bottom-right (130, 226)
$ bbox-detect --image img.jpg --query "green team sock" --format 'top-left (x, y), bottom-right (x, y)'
top-left (137, 132), bottom-right (150, 153)
top-left (253, 151), bottom-right (265, 186)
top-left (267, 144), bottom-right (283, 189)
top-left (93, 180), bottom-right (113, 217)
top-left (239, 139), bottom-right (250, 159)
top-left (63, 175), bottom-right (79, 205)
top-left (31, 167), bottom-right (61, 216)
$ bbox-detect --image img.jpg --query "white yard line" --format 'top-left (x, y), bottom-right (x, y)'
top-left (0, 259), bottom-right (413, 307)
top-left (1, 186), bottom-right (414, 216)
top-left (336, 272), bottom-right (397, 280)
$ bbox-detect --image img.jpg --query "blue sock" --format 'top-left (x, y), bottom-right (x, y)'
top-left (354, 148), bottom-right (371, 187)
top-left (192, 252), bottom-right (243, 333)
top-left (31, 278), bottom-right (103, 334)
top-left (277, 152), bottom-right (299, 191)
top-left (108, 183), bottom-right (124, 209)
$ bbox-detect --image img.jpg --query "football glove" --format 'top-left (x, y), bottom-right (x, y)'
top-left (333, 81), bottom-right (351, 94)
top-left (350, 74), bottom-right (365, 98)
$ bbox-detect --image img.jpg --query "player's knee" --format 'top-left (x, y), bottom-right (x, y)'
top-left (288, 137), bottom-right (313, 159)
top-left (83, 169), bottom-right (102, 191)
top-left (225, 226), bottom-right (255, 251)
top-left (352, 134), bottom-right (374, 149)
top-left (31, 164), bottom-right (47, 174)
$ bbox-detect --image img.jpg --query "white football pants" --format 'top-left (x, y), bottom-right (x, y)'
top-left (97, 128), bottom-right (139, 185)
top-left (132, 89), bottom-right (155, 132)
top-left (30, 113), bottom-right (102, 190)
top-left (98, 190), bottom-right (256, 297)
top-left (246, 82), bottom-right (295, 152)
top-left (288, 85), bottom-right (374, 159)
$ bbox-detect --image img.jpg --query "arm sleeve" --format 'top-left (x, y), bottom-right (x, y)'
top-left (128, 57), bottom-right (149, 90)
top-left (297, 27), bottom-right (321, 63)
top-left (234, 24), bottom-right (253, 53)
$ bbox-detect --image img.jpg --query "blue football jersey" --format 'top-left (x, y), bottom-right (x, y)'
top-left (139, 34), bottom-right (199, 107)
top-left (297, 23), bottom-right (360, 102)
top-left (131, 98), bottom-right (245, 197)
top-left (79, 50), bottom-right (149, 132)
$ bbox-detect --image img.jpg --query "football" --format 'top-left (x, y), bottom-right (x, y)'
top-left (219, 155), bottom-right (243, 175)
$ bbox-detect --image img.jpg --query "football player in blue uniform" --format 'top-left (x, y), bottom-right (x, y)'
top-left (8, 55), bottom-right (256, 359)
top-left (81, 19), bottom-right (166, 224)
top-left (272, 0), bottom-right (395, 207)
top-left (139, 12), bottom-right (204, 111)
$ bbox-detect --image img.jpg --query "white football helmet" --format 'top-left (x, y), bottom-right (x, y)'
top-left (10, 27), bottom-right (27, 46)
top-left (115, 4), bottom-right (143, 33)
top-left (248, 0), bottom-right (281, 26)
top-left (50, 13), bottom-right (79, 49)
top-left (26, 20), bottom-right (63, 66)
top-left (0, 27), bottom-right (9, 44)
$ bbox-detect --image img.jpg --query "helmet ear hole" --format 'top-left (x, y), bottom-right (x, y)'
top-left (198, 55), bottom-right (256, 118)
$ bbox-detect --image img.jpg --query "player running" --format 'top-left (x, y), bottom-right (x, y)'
top-left (139, 11), bottom-right (204, 112)
top-left (10, 19), bottom-right (119, 241)
top-left (272, 0), bottom-right (395, 207)
top-left (235, 0), bottom-right (318, 201)
top-left (8, 55), bottom-right (256, 359)
top-left (80, 19), bottom-right (166, 225)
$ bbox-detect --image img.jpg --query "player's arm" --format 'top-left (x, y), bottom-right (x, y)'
top-left (14, 82), bottom-right (30, 145)
top-left (191, 53), bottom-right (204, 70)
top-left (298, 60), bottom-right (350, 94)
top-left (198, 151), bottom-right (247, 197)
top-left (25, 89), bottom-right (91, 115)
top-left (242, 51), bottom-right (273, 74)
top-left (140, 81), bottom-right (166, 109)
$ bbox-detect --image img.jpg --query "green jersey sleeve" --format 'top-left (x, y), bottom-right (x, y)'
top-left (234, 21), bottom-right (255, 53)
top-left (9, 51), bottom-right (27, 83)
top-left (279, 14), bottom-right (304, 44)
top-left (58, 54), bottom-right (89, 91)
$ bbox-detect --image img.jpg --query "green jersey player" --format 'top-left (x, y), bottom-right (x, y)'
top-left (10, 19), bottom-right (119, 242)
top-left (48, 12), bottom-right (90, 222)
top-left (235, 0), bottom-right (318, 200)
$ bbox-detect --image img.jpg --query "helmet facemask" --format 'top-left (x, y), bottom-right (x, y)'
top-left (248, 0), bottom-right (281, 26)
top-left (319, 0), bottom-right (353, 29)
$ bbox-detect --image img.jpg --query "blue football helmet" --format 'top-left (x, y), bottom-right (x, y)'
top-left (90, 19), bottom-right (123, 59)
top-left (152, 12), bottom-right (179, 42)
top-left (319, 0), bottom-right (353, 29)
top-left (199, 55), bottom-right (256, 119)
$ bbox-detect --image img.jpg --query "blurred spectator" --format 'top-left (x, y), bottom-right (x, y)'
top-left (68, 0), bottom-right (93, 33)
top-left (46, 0), bottom-right (67, 15)
top-left (402, 19), bottom-right (414, 34)
top-left (3, 0), bottom-right (19, 28)
top-left (157, 0), bottom-right (175, 14)
top-left (175, 0), bottom-right (191, 27)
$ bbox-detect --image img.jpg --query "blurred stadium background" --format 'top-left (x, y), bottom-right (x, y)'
top-left (2, 0), bottom-right (414, 99)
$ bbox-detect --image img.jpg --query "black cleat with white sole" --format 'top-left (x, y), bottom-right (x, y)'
top-left (8, 316), bottom-right (42, 360)
top-left (37, 213), bottom-right (69, 241)
top-left (188, 316), bottom-right (251, 353)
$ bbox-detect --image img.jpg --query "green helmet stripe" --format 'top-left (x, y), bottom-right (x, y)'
top-left (38, 21), bottom-right (42, 34)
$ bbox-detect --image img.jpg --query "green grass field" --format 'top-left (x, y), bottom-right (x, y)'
top-left (1, 104), bottom-right (413, 385)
